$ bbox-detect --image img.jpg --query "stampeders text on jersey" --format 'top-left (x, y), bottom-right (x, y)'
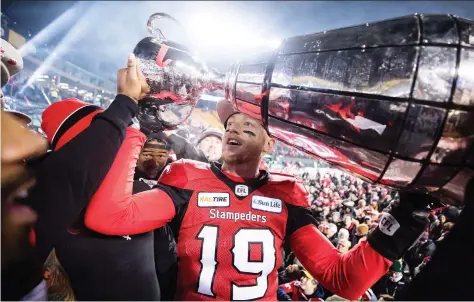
top-left (209, 209), bottom-right (267, 223)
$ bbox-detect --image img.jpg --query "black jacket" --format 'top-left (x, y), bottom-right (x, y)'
top-left (2, 95), bottom-right (137, 300)
top-left (52, 170), bottom-right (176, 301)
top-left (328, 233), bottom-right (339, 247)
top-left (372, 275), bottom-right (405, 299)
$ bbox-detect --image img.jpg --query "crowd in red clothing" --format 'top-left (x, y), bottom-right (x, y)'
top-left (273, 170), bottom-right (462, 301)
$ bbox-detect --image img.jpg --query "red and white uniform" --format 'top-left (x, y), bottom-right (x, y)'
top-left (280, 280), bottom-right (324, 301)
top-left (84, 130), bottom-right (392, 300)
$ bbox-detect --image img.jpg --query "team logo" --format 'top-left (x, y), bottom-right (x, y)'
top-left (235, 184), bottom-right (249, 197)
top-left (251, 195), bottom-right (282, 213)
top-left (378, 213), bottom-right (400, 236)
top-left (198, 192), bottom-right (230, 207)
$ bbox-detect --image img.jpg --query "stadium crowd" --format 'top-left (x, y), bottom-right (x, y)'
top-left (275, 171), bottom-right (461, 301)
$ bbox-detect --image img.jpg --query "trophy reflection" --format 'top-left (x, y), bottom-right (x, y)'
top-left (224, 14), bottom-right (474, 205)
top-left (134, 13), bottom-right (224, 133)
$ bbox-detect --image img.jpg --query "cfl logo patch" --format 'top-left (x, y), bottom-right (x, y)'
top-left (378, 213), bottom-right (400, 236)
top-left (235, 185), bottom-right (249, 197)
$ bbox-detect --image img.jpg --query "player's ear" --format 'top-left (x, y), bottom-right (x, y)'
top-left (263, 136), bottom-right (275, 153)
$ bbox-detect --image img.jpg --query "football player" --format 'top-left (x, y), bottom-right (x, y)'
top-left (84, 100), bottom-right (429, 300)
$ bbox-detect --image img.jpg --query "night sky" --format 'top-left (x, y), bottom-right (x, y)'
top-left (3, 1), bottom-right (474, 78)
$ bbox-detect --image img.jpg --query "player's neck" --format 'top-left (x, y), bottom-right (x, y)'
top-left (221, 161), bottom-right (260, 180)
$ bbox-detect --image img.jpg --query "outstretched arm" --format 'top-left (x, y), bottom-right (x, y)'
top-left (84, 127), bottom-right (176, 235)
top-left (290, 222), bottom-right (390, 300)
top-left (287, 191), bottom-right (428, 300)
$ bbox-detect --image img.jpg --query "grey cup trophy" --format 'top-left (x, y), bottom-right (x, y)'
top-left (225, 14), bottom-right (474, 205)
top-left (134, 13), bottom-right (224, 134)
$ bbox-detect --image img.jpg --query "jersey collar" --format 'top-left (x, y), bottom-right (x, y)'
top-left (210, 162), bottom-right (269, 200)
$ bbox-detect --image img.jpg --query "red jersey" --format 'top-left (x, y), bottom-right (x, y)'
top-left (84, 130), bottom-right (392, 301)
top-left (158, 160), bottom-right (308, 300)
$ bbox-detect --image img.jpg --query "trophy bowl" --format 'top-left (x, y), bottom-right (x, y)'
top-left (225, 14), bottom-right (474, 205)
top-left (134, 13), bottom-right (224, 133)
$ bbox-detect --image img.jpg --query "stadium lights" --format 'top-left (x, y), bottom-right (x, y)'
top-left (19, 2), bottom-right (84, 57)
top-left (182, 11), bottom-right (281, 50)
top-left (20, 2), bottom-right (96, 94)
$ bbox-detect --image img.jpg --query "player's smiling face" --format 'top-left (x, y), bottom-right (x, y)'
top-left (222, 113), bottom-right (274, 164)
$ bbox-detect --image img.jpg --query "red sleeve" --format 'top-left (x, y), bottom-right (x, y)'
top-left (84, 128), bottom-right (176, 236)
top-left (157, 159), bottom-right (189, 188)
top-left (290, 224), bottom-right (392, 300)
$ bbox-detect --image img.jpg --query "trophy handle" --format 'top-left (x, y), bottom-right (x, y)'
top-left (147, 13), bottom-right (184, 40)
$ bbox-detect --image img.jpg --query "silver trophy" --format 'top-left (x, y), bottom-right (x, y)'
top-left (134, 13), bottom-right (224, 133)
top-left (225, 14), bottom-right (474, 205)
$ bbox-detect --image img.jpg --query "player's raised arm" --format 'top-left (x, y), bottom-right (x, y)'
top-left (84, 128), bottom-right (177, 235)
top-left (287, 187), bottom-right (429, 300)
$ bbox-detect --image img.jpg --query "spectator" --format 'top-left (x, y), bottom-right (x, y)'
top-left (278, 270), bottom-right (325, 301)
top-left (326, 223), bottom-right (339, 247)
top-left (195, 127), bottom-right (223, 162)
top-left (414, 256), bottom-right (431, 277)
top-left (372, 260), bottom-right (406, 299)
top-left (355, 199), bottom-right (367, 219)
top-left (436, 222), bottom-right (454, 243)
top-left (404, 231), bottom-right (435, 277)
top-left (338, 228), bottom-right (350, 242)
top-left (369, 198), bottom-right (379, 212)
top-left (429, 214), bottom-right (445, 240)
top-left (336, 239), bottom-right (352, 253)
top-left (379, 195), bottom-right (392, 212)
top-left (164, 127), bottom-right (223, 163)
top-left (354, 224), bottom-right (369, 245)
top-left (363, 216), bottom-right (372, 226)
top-left (322, 206), bottom-right (331, 219)
top-left (342, 213), bottom-right (357, 242)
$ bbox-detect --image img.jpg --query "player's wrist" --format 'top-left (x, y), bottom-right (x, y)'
top-left (367, 194), bottom-right (430, 261)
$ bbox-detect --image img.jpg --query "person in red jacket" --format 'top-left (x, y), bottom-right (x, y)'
top-left (278, 270), bottom-right (325, 301)
top-left (83, 100), bottom-right (429, 300)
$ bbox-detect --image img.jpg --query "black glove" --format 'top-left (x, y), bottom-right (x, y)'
top-left (367, 191), bottom-right (431, 261)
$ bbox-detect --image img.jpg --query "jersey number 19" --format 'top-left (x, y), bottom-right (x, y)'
top-left (197, 225), bottom-right (277, 300)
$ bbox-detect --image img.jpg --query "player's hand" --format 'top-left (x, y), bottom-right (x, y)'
top-left (367, 191), bottom-right (431, 261)
top-left (117, 54), bottom-right (150, 103)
